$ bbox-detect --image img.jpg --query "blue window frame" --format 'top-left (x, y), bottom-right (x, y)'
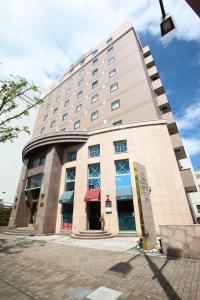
top-left (66, 151), bottom-right (77, 162)
top-left (66, 167), bottom-right (76, 191)
top-left (114, 140), bottom-right (127, 153)
top-left (88, 163), bottom-right (100, 189)
top-left (89, 145), bottom-right (100, 158)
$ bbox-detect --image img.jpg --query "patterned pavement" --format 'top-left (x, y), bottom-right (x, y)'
top-left (0, 234), bottom-right (200, 299)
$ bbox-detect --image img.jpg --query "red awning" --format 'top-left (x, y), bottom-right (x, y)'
top-left (84, 189), bottom-right (101, 202)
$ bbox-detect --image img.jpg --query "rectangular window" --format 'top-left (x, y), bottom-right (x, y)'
top-left (93, 49), bottom-right (98, 56)
top-left (74, 120), bottom-right (80, 129)
top-left (113, 120), bottom-right (122, 126)
top-left (114, 140), bottom-right (127, 153)
top-left (43, 114), bottom-right (48, 121)
top-left (91, 94), bottom-right (98, 103)
top-left (28, 152), bottom-right (46, 169)
top-left (109, 68), bottom-right (117, 78)
top-left (111, 99), bottom-right (120, 110)
top-left (26, 173), bottom-right (43, 190)
top-left (88, 163), bottom-right (100, 189)
top-left (107, 46), bottom-right (114, 54)
top-left (92, 68), bottom-right (98, 76)
top-left (197, 205), bottom-right (200, 213)
top-left (66, 167), bottom-right (76, 191)
top-left (51, 120), bottom-right (56, 128)
top-left (41, 127), bottom-right (45, 134)
top-left (76, 104), bottom-right (82, 112)
top-left (89, 145), bottom-right (100, 158)
top-left (67, 79), bottom-right (72, 85)
top-left (64, 99), bottom-right (70, 107)
top-left (78, 78), bottom-right (84, 86)
top-left (80, 58), bottom-right (85, 65)
top-left (107, 37), bottom-right (113, 44)
top-left (53, 107), bottom-right (58, 114)
top-left (79, 68), bottom-right (84, 75)
top-left (92, 80), bottom-right (98, 89)
top-left (46, 103), bottom-right (50, 110)
top-left (92, 57), bottom-right (98, 65)
top-left (77, 90), bottom-right (83, 99)
top-left (108, 56), bottom-right (115, 65)
top-left (91, 110), bottom-right (98, 121)
top-left (62, 113), bottom-right (68, 120)
top-left (66, 88), bottom-right (71, 95)
top-left (66, 151), bottom-right (77, 162)
top-left (110, 82), bottom-right (118, 93)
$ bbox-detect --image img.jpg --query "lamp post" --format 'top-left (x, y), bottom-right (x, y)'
top-left (159, 0), bottom-right (175, 37)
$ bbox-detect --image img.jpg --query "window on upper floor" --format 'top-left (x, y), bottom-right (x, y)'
top-left (66, 151), bottom-right (77, 162)
top-left (74, 120), bottom-right (80, 129)
top-left (114, 140), bottom-right (127, 153)
top-left (91, 94), bottom-right (98, 103)
top-left (64, 99), bottom-right (70, 107)
top-left (66, 87), bottom-right (71, 95)
top-left (110, 82), bottom-right (118, 93)
top-left (67, 79), bottom-right (72, 85)
top-left (56, 96), bottom-right (60, 102)
top-left (91, 110), bottom-right (98, 121)
top-left (78, 78), bottom-right (84, 87)
top-left (92, 80), bottom-right (98, 89)
top-left (197, 205), bottom-right (200, 213)
top-left (51, 120), bottom-right (56, 128)
top-left (53, 107), bottom-right (58, 114)
top-left (113, 120), bottom-right (122, 126)
top-left (43, 114), bottom-right (48, 121)
top-left (93, 49), bottom-right (98, 56)
top-left (80, 58), bottom-right (85, 65)
top-left (108, 56), bottom-right (115, 65)
top-left (107, 37), bottom-right (113, 45)
top-left (111, 99), bottom-right (120, 110)
top-left (62, 113), bottom-right (68, 121)
top-left (107, 45), bottom-right (114, 54)
top-left (79, 68), bottom-right (84, 76)
top-left (46, 103), bottom-right (50, 110)
top-left (41, 127), bottom-right (45, 134)
top-left (92, 57), bottom-right (98, 65)
top-left (76, 104), bottom-right (82, 113)
top-left (66, 167), bottom-right (76, 191)
top-left (28, 152), bottom-right (46, 169)
top-left (77, 90), bottom-right (83, 99)
top-left (92, 68), bottom-right (98, 76)
top-left (26, 173), bottom-right (43, 190)
top-left (88, 145), bottom-right (100, 158)
top-left (109, 68), bottom-right (117, 78)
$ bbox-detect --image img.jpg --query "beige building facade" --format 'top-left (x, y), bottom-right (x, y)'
top-left (9, 22), bottom-right (196, 236)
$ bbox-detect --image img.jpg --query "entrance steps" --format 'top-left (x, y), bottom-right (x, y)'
top-left (4, 227), bottom-right (38, 236)
top-left (117, 231), bottom-right (138, 237)
top-left (71, 230), bottom-right (113, 239)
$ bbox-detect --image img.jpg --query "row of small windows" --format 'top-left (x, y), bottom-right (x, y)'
top-left (44, 80), bottom-right (119, 120)
top-left (41, 98), bottom-right (121, 133)
top-left (66, 140), bottom-right (127, 162)
top-left (46, 56), bottom-right (116, 108)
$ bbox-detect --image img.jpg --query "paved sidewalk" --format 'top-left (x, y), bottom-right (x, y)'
top-left (0, 234), bottom-right (200, 299)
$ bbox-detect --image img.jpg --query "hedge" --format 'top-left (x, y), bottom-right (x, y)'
top-left (0, 208), bottom-right (12, 226)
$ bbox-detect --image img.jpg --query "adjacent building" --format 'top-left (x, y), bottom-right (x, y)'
top-left (9, 22), bottom-right (196, 235)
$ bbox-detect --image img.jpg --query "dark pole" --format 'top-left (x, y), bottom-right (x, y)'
top-left (159, 0), bottom-right (166, 18)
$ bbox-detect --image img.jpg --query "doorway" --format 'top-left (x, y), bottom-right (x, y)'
top-left (87, 201), bottom-right (101, 230)
top-left (117, 200), bottom-right (136, 231)
top-left (26, 188), bottom-right (40, 226)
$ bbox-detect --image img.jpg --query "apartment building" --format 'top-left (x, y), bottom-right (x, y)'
top-left (9, 22), bottom-right (196, 236)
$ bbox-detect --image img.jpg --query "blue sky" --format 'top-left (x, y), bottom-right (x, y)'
top-left (0, 0), bottom-right (200, 202)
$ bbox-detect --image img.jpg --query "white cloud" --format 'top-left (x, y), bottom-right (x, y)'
top-left (182, 137), bottom-right (200, 156)
top-left (176, 100), bottom-right (200, 131)
top-left (0, 0), bottom-right (200, 87)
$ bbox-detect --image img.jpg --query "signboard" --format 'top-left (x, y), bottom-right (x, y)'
top-left (105, 199), bottom-right (112, 214)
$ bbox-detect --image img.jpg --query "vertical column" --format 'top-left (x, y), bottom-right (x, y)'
top-left (35, 145), bottom-right (63, 234)
top-left (9, 159), bottom-right (29, 228)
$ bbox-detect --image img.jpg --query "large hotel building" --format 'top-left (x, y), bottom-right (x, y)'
top-left (9, 22), bottom-right (198, 236)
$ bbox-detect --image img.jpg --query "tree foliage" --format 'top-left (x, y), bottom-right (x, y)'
top-left (0, 75), bottom-right (42, 143)
top-left (0, 207), bottom-right (12, 226)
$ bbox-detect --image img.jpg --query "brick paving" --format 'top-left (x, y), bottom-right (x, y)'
top-left (0, 234), bottom-right (200, 299)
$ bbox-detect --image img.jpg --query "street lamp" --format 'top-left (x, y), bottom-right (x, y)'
top-left (159, 0), bottom-right (175, 37)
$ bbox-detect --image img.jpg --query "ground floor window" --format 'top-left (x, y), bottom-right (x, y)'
top-left (62, 203), bottom-right (73, 230)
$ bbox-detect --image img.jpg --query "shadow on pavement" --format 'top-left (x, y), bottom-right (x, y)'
top-left (106, 254), bottom-right (140, 277)
top-left (144, 255), bottom-right (181, 300)
top-left (0, 238), bottom-right (46, 255)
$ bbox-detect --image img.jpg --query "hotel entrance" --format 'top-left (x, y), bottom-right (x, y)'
top-left (87, 201), bottom-right (101, 230)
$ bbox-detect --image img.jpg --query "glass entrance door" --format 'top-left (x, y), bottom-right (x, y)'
top-left (117, 200), bottom-right (136, 231)
top-left (62, 203), bottom-right (73, 230)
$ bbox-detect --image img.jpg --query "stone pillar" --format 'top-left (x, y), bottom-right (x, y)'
top-left (9, 159), bottom-right (30, 228)
top-left (35, 145), bottom-right (63, 234)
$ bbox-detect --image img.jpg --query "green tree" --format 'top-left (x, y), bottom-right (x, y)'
top-left (0, 75), bottom-right (42, 143)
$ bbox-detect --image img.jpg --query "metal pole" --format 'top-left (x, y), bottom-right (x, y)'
top-left (159, 0), bottom-right (166, 18)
